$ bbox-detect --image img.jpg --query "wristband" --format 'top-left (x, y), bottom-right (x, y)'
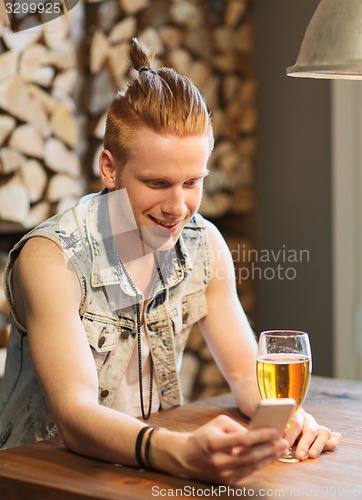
top-left (144, 426), bottom-right (160, 470)
top-left (135, 426), bottom-right (153, 469)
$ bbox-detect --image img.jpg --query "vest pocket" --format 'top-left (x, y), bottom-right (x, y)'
top-left (170, 289), bottom-right (208, 346)
top-left (179, 289), bottom-right (208, 330)
top-left (81, 316), bottom-right (118, 353)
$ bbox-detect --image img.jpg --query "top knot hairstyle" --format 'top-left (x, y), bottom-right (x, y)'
top-left (103, 38), bottom-right (214, 169)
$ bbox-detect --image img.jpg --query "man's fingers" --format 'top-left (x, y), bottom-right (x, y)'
top-left (295, 428), bottom-right (341, 460)
top-left (324, 432), bottom-right (342, 451)
top-left (295, 425), bottom-right (327, 460)
top-left (213, 439), bottom-right (289, 472)
top-left (205, 415), bottom-right (281, 454)
top-left (306, 430), bottom-right (342, 459)
top-left (213, 427), bottom-right (280, 454)
top-left (284, 410), bottom-right (304, 447)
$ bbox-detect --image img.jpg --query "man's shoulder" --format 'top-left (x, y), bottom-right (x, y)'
top-left (20, 236), bottom-right (60, 254)
top-left (15, 237), bottom-right (69, 285)
top-left (27, 191), bottom-right (100, 240)
top-left (9, 192), bottom-right (102, 266)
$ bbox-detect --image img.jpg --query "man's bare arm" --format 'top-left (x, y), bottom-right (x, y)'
top-left (199, 221), bottom-right (261, 417)
top-left (14, 237), bottom-right (147, 465)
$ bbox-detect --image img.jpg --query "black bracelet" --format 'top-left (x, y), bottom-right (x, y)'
top-left (135, 426), bottom-right (153, 469)
top-left (144, 426), bottom-right (159, 470)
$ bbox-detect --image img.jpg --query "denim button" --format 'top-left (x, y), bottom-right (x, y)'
top-left (120, 330), bottom-right (129, 340)
top-left (100, 389), bottom-right (109, 398)
top-left (98, 336), bottom-right (106, 348)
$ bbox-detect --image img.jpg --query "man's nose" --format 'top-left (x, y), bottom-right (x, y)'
top-left (161, 187), bottom-right (186, 217)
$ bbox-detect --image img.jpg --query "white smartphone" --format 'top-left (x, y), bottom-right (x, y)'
top-left (248, 398), bottom-right (296, 436)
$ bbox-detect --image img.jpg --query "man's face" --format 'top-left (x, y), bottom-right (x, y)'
top-left (113, 128), bottom-right (210, 251)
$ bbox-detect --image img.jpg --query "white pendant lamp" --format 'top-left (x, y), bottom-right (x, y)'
top-left (287, 0), bottom-right (362, 79)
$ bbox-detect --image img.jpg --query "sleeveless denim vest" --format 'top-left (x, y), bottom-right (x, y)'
top-left (0, 190), bottom-right (212, 449)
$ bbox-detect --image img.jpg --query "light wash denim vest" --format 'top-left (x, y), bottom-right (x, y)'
top-left (0, 190), bottom-right (212, 449)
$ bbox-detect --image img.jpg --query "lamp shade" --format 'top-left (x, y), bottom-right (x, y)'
top-left (287, 0), bottom-right (362, 79)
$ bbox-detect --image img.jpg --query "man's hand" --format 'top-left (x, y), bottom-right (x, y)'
top-left (284, 408), bottom-right (342, 460)
top-left (155, 415), bottom-right (289, 485)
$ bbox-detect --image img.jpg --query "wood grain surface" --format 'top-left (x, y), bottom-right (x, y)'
top-left (0, 376), bottom-right (360, 499)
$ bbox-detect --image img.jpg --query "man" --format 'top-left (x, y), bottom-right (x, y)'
top-left (0, 40), bottom-right (340, 485)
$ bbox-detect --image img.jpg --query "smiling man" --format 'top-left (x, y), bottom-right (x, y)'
top-left (101, 127), bottom-right (211, 252)
top-left (0, 39), bottom-right (340, 485)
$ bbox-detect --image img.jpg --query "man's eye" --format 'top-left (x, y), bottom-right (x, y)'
top-left (147, 182), bottom-right (167, 189)
top-left (184, 178), bottom-right (201, 187)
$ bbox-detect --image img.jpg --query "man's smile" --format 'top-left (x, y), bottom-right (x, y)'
top-left (148, 215), bottom-right (185, 231)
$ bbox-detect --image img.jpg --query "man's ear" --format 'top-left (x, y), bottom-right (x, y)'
top-left (99, 149), bottom-right (117, 189)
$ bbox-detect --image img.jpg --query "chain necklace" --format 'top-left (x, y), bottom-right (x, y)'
top-left (121, 243), bottom-right (180, 419)
top-left (121, 266), bottom-right (153, 421)
top-left (135, 294), bottom-right (153, 420)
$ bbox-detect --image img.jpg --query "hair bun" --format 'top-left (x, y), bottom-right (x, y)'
top-left (139, 66), bottom-right (152, 74)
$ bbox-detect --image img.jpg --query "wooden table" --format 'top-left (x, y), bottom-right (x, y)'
top-left (0, 376), bottom-right (361, 499)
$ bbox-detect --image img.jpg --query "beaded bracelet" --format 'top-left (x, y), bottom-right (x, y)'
top-left (135, 426), bottom-right (153, 469)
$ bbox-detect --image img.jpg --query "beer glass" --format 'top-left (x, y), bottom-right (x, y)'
top-left (257, 330), bottom-right (312, 461)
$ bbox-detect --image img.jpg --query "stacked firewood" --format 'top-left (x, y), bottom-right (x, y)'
top-left (0, 11), bottom-right (84, 227)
